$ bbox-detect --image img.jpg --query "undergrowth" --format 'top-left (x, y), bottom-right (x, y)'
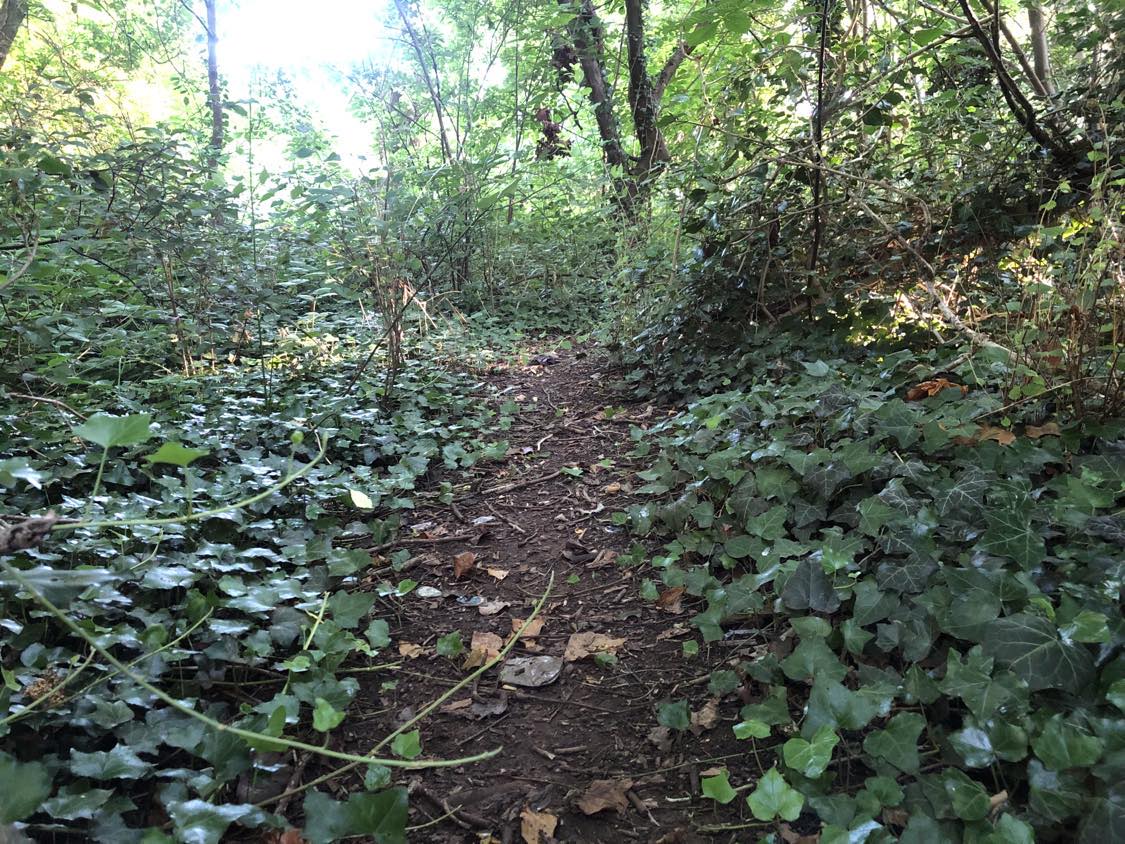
top-left (617, 324), bottom-right (1124, 842)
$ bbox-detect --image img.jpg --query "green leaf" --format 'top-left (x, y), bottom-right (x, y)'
top-left (70, 744), bottom-right (152, 779)
top-left (436, 631), bottom-right (464, 657)
top-left (313, 697), bottom-right (347, 732)
top-left (702, 770), bottom-right (737, 804)
top-left (1031, 715), bottom-right (1103, 770)
top-left (949, 725), bottom-right (995, 768)
top-left (41, 786), bottom-right (114, 820)
top-left (74, 412), bottom-right (153, 449)
top-left (1060, 610), bottom-right (1110, 644)
top-left (942, 768), bottom-right (990, 821)
top-left (781, 636), bottom-right (846, 683)
top-left (746, 767), bottom-right (804, 822)
top-left (981, 499), bottom-right (1045, 568)
top-left (938, 647), bottom-right (1014, 721)
top-left (862, 712), bottom-right (925, 774)
top-left (0, 751), bottom-right (53, 823)
top-left (350, 489), bottom-right (376, 509)
top-left (657, 699), bottom-right (691, 730)
top-left (303, 788), bottom-right (408, 844)
top-left (805, 679), bottom-right (884, 734)
top-left (0, 457), bottom-right (45, 489)
top-left (365, 619), bottom-right (391, 649)
top-left (734, 719), bottom-right (771, 739)
top-left (329, 590), bottom-right (375, 629)
top-left (981, 613), bottom-right (1095, 693)
top-left (165, 799), bottom-right (267, 844)
top-left (390, 730), bottom-right (421, 760)
top-left (781, 558), bottom-right (841, 613)
top-left (783, 724), bottom-right (839, 778)
top-left (146, 441), bottom-right (210, 467)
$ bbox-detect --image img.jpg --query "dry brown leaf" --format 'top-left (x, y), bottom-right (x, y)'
top-left (520, 808), bottom-right (558, 844)
top-left (512, 617), bottom-right (544, 638)
top-left (440, 698), bottom-right (473, 714)
top-left (906, 378), bottom-right (966, 401)
top-left (1025, 422), bottom-right (1061, 439)
top-left (564, 632), bottom-right (626, 662)
top-left (700, 766), bottom-right (725, 777)
top-left (453, 551), bottom-right (477, 579)
top-left (690, 698), bottom-right (720, 734)
top-left (486, 567), bottom-right (510, 581)
top-left (977, 425), bottom-right (1017, 446)
top-left (463, 632), bottom-right (504, 669)
top-left (656, 586), bottom-right (685, 615)
top-left (398, 642), bottom-right (424, 659)
top-left (589, 549), bottom-right (618, 569)
top-left (656, 625), bottom-right (688, 640)
top-left (602, 482), bottom-right (622, 494)
top-left (779, 823), bottom-right (820, 844)
top-left (478, 598), bottom-right (510, 616)
top-left (648, 725), bottom-right (674, 752)
top-left (575, 778), bottom-right (634, 815)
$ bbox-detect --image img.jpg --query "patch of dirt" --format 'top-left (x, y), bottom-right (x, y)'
top-left (325, 347), bottom-right (768, 842)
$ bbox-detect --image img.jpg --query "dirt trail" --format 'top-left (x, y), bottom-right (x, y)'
top-left (339, 347), bottom-right (752, 843)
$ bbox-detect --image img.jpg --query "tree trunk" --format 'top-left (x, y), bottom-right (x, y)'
top-left (623, 0), bottom-right (668, 182)
top-left (562, 0), bottom-right (629, 171)
top-left (0, 0), bottom-right (27, 71)
top-left (204, 0), bottom-right (224, 167)
top-left (1027, 3), bottom-right (1056, 97)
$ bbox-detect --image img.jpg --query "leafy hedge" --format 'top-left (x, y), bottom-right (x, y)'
top-left (620, 336), bottom-right (1124, 841)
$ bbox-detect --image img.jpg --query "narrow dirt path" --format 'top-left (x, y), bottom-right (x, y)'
top-left (340, 347), bottom-right (750, 843)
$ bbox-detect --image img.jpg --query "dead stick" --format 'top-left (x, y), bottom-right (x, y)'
top-left (479, 469), bottom-right (563, 496)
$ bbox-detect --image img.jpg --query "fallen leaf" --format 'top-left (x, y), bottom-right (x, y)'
top-left (398, 642), bottom-right (424, 659)
top-left (1025, 422), bottom-right (1060, 439)
top-left (656, 587), bottom-right (685, 614)
top-left (520, 808), bottom-right (558, 844)
top-left (564, 632), bottom-right (626, 662)
top-left (656, 625), bottom-right (689, 641)
top-left (499, 655), bottom-right (563, 687)
top-left (906, 378), bottom-right (966, 401)
top-left (486, 567), bottom-right (510, 581)
top-left (779, 823), bottom-right (820, 844)
top-left (690, 698), bottom-right (720, 734)
top-left (647, 725), bottom-right (674, 751)
top-left (976, 425), bottom-right (1017, 446)
top-left (478, 598), bottom-right (510, 616)
top-left (442, 695), bottom-right (508, 720)
top-left (700, 766), bottom-right (725, 777)
top-left (511, 617), bottom-right (544, 638)
top-left (463, 631), bottom-right (505, 668)
top-left (576, 778), bottom-right (634, 815)
top-left (453, 551), bottom-right (477, 579)
top-left (589, 549), bottom-right (618, 568)
top-left (602, 482), bottom-right (622, 494)
top-left (440, 698), bottom-right (473, 713)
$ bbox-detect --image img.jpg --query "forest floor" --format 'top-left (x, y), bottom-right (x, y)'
top-left (320, 346), bottom-right (759, 843)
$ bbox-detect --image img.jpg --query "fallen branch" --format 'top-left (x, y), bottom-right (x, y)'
top-left (479, 469), bottom-right (563, 496)
top-left (0, 512), bottom-right (58, 556)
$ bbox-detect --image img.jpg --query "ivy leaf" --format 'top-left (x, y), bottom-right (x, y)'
top-left (146, 441), bottom-right (210, 467)
top-left (365, 619), bottom-right (391, 649)
top-left (702, 770), bottom-right (737, 804)
top-left (329, 591), bottom-right (375, 629)
top-left (436, 631), bottom-right (464, 657)
top-left (933, 470), bottom-right (989, 516)
top-left (747, 767), bottom-right (804, 822)
top-left (657, 699), bottom-right (691, 730)
top-left (0, 457), bottom-right (45, 489)
top-left (312, 698), bottom-right (346, 732)
top-left (70, 744), bottom-right (152, 779)
top-left (781, 636), bottom-right (847, 683)
top-left (981, 614), bottom-right (1095, 693)
top-left (75, 412), bottom-right (153, 449)
top-left (734, 719), bottom-right (771, 739)
top-left (781, 558), bottom-right (840, 613)
top-left (941, 769), bottom-right (990, 821)
top-left (350, 489), bottom-right (376, 509)
top-left (0, 751), bottom-right (53, 823)
top-left (783, 724), bottom-right (838, 778)
top-left (303, 788), bottom-right (408, 844)
top-left (804, 679), bottom-right (883, 734)
top-left (948, 725), bottom-right (995, 768)
top-left (165, 799), bottom-right (269, 844)
top-left (390, 730), bottom-right (421, 760)
top-left (862, 712), bottom-right (925, 774)
top-left (1031, 715), bottom-right (1103, 770)
top-left (938, 647), bottom-right (1016, 721)
top-left (41, 786), bottom-right (114, 820)
top-left (981, 500), bottom-right (1045, 568)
